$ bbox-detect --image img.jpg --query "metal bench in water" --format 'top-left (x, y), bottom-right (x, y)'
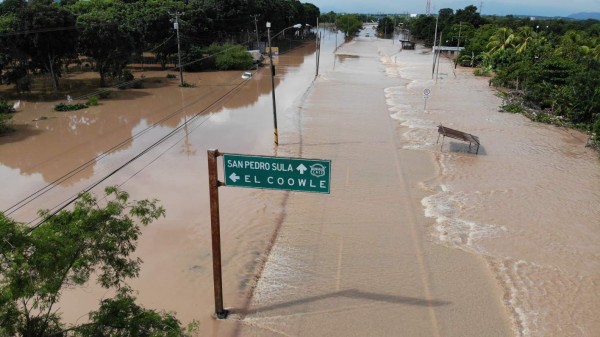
top-left (436, 124), bottom-right (480, 154)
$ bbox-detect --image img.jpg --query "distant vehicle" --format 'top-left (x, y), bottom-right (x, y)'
top-left (241, 72), bottom-right (252, 79)
top-left (365, 33), bottom-right (370, 37)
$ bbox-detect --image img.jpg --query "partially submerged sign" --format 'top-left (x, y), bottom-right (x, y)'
top-left (223, 153), bottom-right (331, 193)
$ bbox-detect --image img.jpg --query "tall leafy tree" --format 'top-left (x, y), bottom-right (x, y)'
top-left (0, 187), bottom-right (171, 337)
top-left (335, 14), bottom-right (361, 37)
top-left (77, 3), bottom-right (136, 87)
top-left (12, 3), bottom-right (78, 93)
top-left (377, 16), bottom-right (395, 37)
top-left (303, 3), bottom-right (320, 27)
top-left (455, 5), bottom-right (485, 28)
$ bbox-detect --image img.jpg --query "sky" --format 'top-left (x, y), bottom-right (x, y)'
top-left (307, 0), bottom-right (600, 17)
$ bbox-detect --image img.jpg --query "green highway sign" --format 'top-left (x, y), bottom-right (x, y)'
top-left (222, 153), bottom-right (331, 194)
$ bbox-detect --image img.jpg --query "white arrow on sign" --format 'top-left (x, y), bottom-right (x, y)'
top-left (229, 173), bottom-right (240, 182)
top-left (296, 164), bottom-right (307, 174)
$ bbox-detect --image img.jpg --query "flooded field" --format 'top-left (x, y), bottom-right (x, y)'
top-left (0, 31), bottom-right (340, 336)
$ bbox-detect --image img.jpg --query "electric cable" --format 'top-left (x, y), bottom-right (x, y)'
top-left (4, 28), bottom-right (262, 216)
top-left (4, 83), bottom-right (236, 216)
top-left (25, 77), bottom-right (250, 232)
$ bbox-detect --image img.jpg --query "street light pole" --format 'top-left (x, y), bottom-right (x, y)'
top-left (252, 14), bottom-right (260, 46)
top-left (266, 22), bottom-right (302, 146)
top-left (267, 22), bottom-right (278, 146)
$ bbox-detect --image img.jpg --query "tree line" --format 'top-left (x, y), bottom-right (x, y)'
top-left (318, 7), bottom-right (599, 146)
top-left (0, 0), bottom-right (320, 92)
top-left (407, 6), bottom-right (600, 147)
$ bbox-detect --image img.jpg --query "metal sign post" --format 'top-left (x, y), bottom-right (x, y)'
top-left (207, 149), bottom-right (228, 319)
top-left (205, 151), bottom-right (331, 319)
top-left (423, 88), bottom-right (431, 112)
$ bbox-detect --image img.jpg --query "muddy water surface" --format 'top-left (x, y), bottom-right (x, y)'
top-left (2, 27), bottom-right (599, 337)
top-left (0, 32), bottom-right (339, 335)
top-left (383, 47), bottom-right (600, 336)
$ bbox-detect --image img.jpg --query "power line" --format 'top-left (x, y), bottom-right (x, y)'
top-left (25, 77), bottom-right (251, 232)
top-left (0, 26), bottom-right (78, 37)
top-left (4, 33), bottom-right (262, 216)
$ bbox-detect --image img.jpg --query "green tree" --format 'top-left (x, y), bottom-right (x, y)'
top-left (376, 17), bottom-right (394, 38)
top-left (455, 5), bottom-right (485, 28)
top-left (0, 0), bottom-right (26, 15)
top-left (77, 288), bottom-right (183, 337)
top-left (302, 3), bottom-right (320, 27)
top-left (76, 3), bottom-right (136, 87)
top-left (0, 187), bottom-right (171, 337)
top-left (13, 3), bottom-right (78, 93)
top-left (335, 14), bottom-right (362, 37)
top-left (487, 27), bottom-right (516, 53)
top-left (319, 11), bottom-right (337, 24)
top-left (409, 14), bottom-right (436, 46)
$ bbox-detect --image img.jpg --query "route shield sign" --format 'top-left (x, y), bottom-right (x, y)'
top-left (222, 153), bottom-right (331, 194)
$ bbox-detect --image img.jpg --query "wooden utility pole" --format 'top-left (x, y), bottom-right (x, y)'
top-left (170, 11), bottom-right (185, 86)
top-left (207, 149), bottom-right (228, 319)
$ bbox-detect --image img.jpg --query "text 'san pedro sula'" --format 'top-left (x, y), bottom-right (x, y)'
top-left (223, 154), bottom-right (331, 194)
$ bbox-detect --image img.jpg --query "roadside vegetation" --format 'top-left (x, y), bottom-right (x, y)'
top-left (0, 99), bottom-right (16, 131)
top-left (327, 7), bottom-right (598, 148)
top-left (0, 0), bottom-right (320, 103)
top-left (405, 6), bottom-right (600, 148)
top-left (0, 186), bottom-right (201, 337)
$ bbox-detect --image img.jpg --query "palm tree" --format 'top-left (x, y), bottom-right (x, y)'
top-left (514, 26), bottom-right (537, 54)
top-left (486, 27), bottom-right (515, 53)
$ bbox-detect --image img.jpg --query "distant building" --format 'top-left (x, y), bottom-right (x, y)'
top-left (410, 14), bottom-right (418, 18)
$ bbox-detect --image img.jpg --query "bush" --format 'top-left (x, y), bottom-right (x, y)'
top-left (121, 69), bottom-right (134, 82)
top-left (54, 102), bottom-right (89, 111)
top-left (474, 67), bottom-right (492, 76)
top-left (180, 81), bottom-right (196, 88)
top-left (214, 43), bottom-right (254, 70)
top-left (166, 74), bottom-right (177, 79)
top-left (99, 91), bottom-right (111, 99)
top-left (501, 102), bottom-right (524, 113)
top-left (182, 45), bottom-right (215, 72)
top-left (0, 100), bottom-right (15, 114)
top-left (86, 96), bottom-right (99, 106)
top-left (182, 43), bottom-right (253, 71)
top-left (0, 100), bottom-right (15, 132)
top-left (592, 118), bottom-right (600, 144)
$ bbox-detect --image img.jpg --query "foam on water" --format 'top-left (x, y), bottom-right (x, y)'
top-left (382, 49), bottom-right (600, 337)
top-left (421, 188), bottom-right (506, 254)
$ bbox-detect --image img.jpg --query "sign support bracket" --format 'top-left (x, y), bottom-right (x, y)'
top-left (207, 149), bottom-right (228, 319)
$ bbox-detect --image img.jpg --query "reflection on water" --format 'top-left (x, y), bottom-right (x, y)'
top-left (0, 31), bottom-right (335, 335)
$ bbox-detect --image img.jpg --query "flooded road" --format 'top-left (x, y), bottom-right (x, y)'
top-left (2, 25), bottom-right (599, 337)
top-left (384, 47), bottom-right (600, 336)
top-left (1, 29), bottom-right (343, 335)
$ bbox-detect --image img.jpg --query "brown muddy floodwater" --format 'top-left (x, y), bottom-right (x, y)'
top-left (382, 47), bottom-right (600, 336)
top-left (2, 25), bottom-right (600, 337)
top-left (235, 28), bottom-right (599, 337)
top-left (0, 31), bottom-right (337, 336)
